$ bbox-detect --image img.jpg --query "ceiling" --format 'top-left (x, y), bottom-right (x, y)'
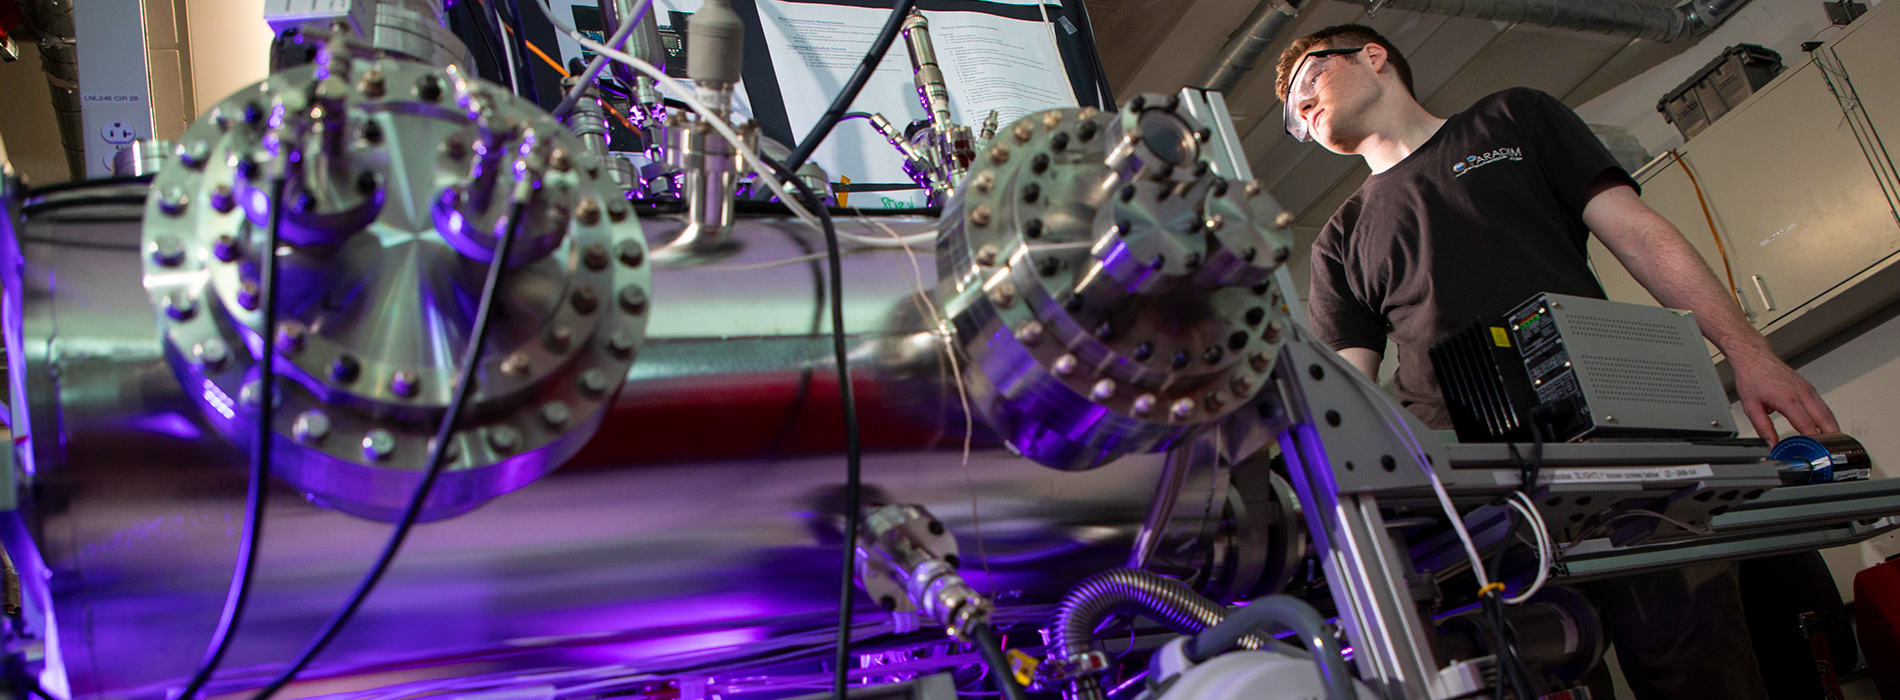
top-left (1080, 0), bottom-right (1701, 284)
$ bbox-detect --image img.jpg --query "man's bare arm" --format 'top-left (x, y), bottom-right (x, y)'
top-left (1339, 347), bottom-right (1382, 380)
top-left (1582, 178), bottom-right (1837, 443)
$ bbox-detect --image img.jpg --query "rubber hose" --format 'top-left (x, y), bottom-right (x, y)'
top-left (972, 625), bottom-right (1030, 700)
top-left (1185, 594), bottom-right (1356, 700)
top-left (1050, 568), bottom-right (1273, 700)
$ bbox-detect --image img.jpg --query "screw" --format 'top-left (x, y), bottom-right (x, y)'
top-left (487, 425), bottom-right (521, 452)
top-left (1091, 379), bottom-right (1116, 400)
top-left (293, 410), bottom-right (331, 445)
top-left (988, 282), bottom-right (1016, 308)
top-left (362, 429), bottom-right (396, 460)
top-left (1014, 321), bottom-right (1044, 345)
top-left (1274, 211), bottom-right (1294, 229)
top-left (1203, 346), bottom-right (1224, 364)
top-left (428, 436), bottom-right (462, 462)
top-left (442, 137), bottom-right (468, 161)
top-left (540, 401), bottom-right (572, 427)
top-left (1263, 321), bottom-right (1282, 344)
top-left (391, 370), bottom-right (419, 397)
top-left (360, 69), bottom-right (386, 97)
top-left (575, 197), bottom-right (602, 225)
top-left (1230, 376), bottom-right (1252, 396)
top-left (1195, 127), bottom-right (1211, 142)
top-left (1246, 180), bottom-right (1263, 197)
top-left (210, 186), bottom-right (236, 214)
top-left (1273, 246), bottom-right (1291, 263)
top-left (1031, 154), bottom-right (1051, 175)
top-left (500, 351), bottom-right (530, 376)
top-left (989, 144), bottom-right (1010, 165)
top-left (547, 325), bottom-right (573, 352)
top-left (1025, 218), bottom-right (1044, 238)
top-left (178, 141), bottom-right (211, 169)
top-left (1213, 179), bottom-right (1229, 196)
top-left (1022, 182), bottom-right (1040, 204)
top-left (1120, 184), bottom-right (1136, 202)
top-left (1066, 295), bottom-right (1084, 313)
top-left (1042, 111), bottom-right (1063, 129)
top-left (608, 328), bottom-right (638, 358)
top-left (1053, 354), bottom-right (1078, 376)
top-left (579, 368), bottom-right (610, 396)
top-left (1134, 342), bottom-right (1153, 361)
top-left (617, 239), bottom-right (645, 267)
top-left (1051, 132), bottom-right (1070, 151)
top-left (1038, 257), bottom-right (1060, 277)
top-left (1604, 415), bottom-right (1616, 423)
top-left (1227, 331), bottom-right (1248, 351)
top-left (971, 205), bottom-right (992, 227)
top-left (237, 279), bottom-right (260, 310)
top-left (276, 322), bottom-right (306, 352)
top-left (1250, 351), bottom-right (1271, 372)
top-left (550, 149), bottom-right (574, 172)
top-left (360, 120), bottom-right (384, 145)
top-left (1094, 321), bottom-right (1114, 341)
top-left (1129, 95), bottom-right (1147, 112)
top-left (1205, 214), bottom-right (1224, 232)
top-left (164, 291), bottom-right (196, 320)
top-left (618, 285), bottom-right (648, 314)
top-left (355, 171), bottom-right (379, 195)
top-left (1193, 160), bottom-right (1210, 177)
top-left (581, 242), bottom-right (610, 271)
top-left (1077, 121), bottom-right (1098, 141)
top-left (194, 338), bottom-right (229, 369)
top-left (1172, 350), bottom-right (1190, 369)
top-left (416, 75), bottom-right (442, 101)
top-left (151, 236), bottom-right (187, 266)
top-left (974, 171), bottom-right (995, 194)
top-left (571, 286), bottom-right (600, 313)
top-left (975, 244), bottom-right (999, 266)
top-left (331, 355), bottom-right (361, 382)
top-left (607, 199), bottom-right (630, 222)
top-left (1133, 394), bottom-right (1157, 416)
top-left (1013, 121), bottom-right (1033, 143)
top-left (1170, 398), bottom-right (1195, 419)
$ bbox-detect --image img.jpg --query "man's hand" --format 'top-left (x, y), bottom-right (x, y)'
top-left (1730, 349), bottom-right (1838, 445)
top-left (1583, 176), bottom-right (1842, 445)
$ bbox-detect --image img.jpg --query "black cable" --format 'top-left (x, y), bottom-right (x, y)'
top-left (245, 198), bottom-right (530, 700)
top-left (779, 0), bottom-right (918, 176)
top-left (760, 226), bottom-right (825, 457)
top-left (761, 154), bottom-right (864, 700)
top-left (457, 0), bottom-right (515, 90)
top-left (174, 178), bottom-right (287, 700)
top-left (971, 625), bottom-right (1029, 700)
top-left (1063, 0), bottom-right (1114, 107)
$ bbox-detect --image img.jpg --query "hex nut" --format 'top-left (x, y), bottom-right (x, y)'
top-left (362, 429), bottom-right (396, 460)
top-left (540, 401), bottom-right (572, 427)
top-left (293, 410), bottom-right (331, 445)
top-left (194, 338), bottom-right (230, 369)
top-left (487, 425), bottom-right (521, 452)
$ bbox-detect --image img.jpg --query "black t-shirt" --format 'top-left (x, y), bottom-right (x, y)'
top-left (1309, 87), bottom-right (1635, 429)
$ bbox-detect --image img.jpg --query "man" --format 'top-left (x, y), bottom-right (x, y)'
top-left (1276, 24), bottom-right (1839, 699)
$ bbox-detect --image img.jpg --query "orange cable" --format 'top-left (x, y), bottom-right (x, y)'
top-left (496, 20), bottom-right (573, 78)
top-left (1668, 149), bottom-right (1744, 307)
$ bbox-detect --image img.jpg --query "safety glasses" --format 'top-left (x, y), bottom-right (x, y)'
top-left (1281, 46), bottom-right (1365, 142)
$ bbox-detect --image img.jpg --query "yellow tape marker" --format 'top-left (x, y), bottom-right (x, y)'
top-left (1479, 581), bottom-right (1507, 597)
top-left (1007, 649), bottom-right (1039, 687)
top-left (1490, 326), bottom-right (1512, 348)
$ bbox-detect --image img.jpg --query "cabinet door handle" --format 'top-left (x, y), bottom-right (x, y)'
top-left (1752, 274), bottom-right (1777, 312)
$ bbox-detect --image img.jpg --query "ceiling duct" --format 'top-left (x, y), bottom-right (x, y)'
top-left (19, 0), bottom-right (82, 180)
top-left (1199, 0), bottom-right (1301, 95)
top-left (1367, 0), bottom-right (1753, 43)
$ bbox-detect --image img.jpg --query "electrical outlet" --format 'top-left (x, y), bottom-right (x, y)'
top-left (100, 122), bottom-right (137, 144)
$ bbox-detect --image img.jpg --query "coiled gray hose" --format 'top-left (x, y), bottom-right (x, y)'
top-left (1050, 568), bottom-right (1281, 700)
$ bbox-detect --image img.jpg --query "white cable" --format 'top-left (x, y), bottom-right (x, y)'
top-left (526, 1), bottom-right (825, 235)
top-left (1334, 362), bottom-right (1494, 589)
top-left (1504, 492), bottom-right (1551, 605)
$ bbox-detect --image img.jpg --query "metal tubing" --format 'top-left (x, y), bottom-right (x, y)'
top-left (1197, 1), bottom-right (1299, 95)
top-left (1370, 0), bottom-right (1753, 43)
top-left (1050, 568), bottom-right (1268, 700)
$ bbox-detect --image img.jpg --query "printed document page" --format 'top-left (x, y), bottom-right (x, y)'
top-left (755, 0), bottom-right (1077, 195)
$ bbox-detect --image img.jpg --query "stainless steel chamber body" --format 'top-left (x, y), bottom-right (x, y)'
top-left (13, 187), bottom-right (1277, 698)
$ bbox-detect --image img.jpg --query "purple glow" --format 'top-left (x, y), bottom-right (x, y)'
top-left (202, 379), bottom-right (235, 420)
top-left (127, 412), bottom-right (202, 440)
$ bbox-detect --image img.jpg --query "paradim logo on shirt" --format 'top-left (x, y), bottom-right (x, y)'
top-left (1451, 147), bottom-right (1524, 176)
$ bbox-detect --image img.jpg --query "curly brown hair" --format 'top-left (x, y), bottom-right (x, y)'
top-left (1274, 24), bottom-right (1415, 102)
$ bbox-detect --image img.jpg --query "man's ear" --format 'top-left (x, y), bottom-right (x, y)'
top-left (1361, 42), bottom-right (1389, 75)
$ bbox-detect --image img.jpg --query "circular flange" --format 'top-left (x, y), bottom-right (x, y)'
top-left (141, 35), bottom-right (651, 521)
top-left (938, 95), bottom-right (1295, 470)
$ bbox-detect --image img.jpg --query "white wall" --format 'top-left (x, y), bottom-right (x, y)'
top-left (1575, 0), bottom-right (1882, 157)
top-left (186, 0), bottom-right (274, 119)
